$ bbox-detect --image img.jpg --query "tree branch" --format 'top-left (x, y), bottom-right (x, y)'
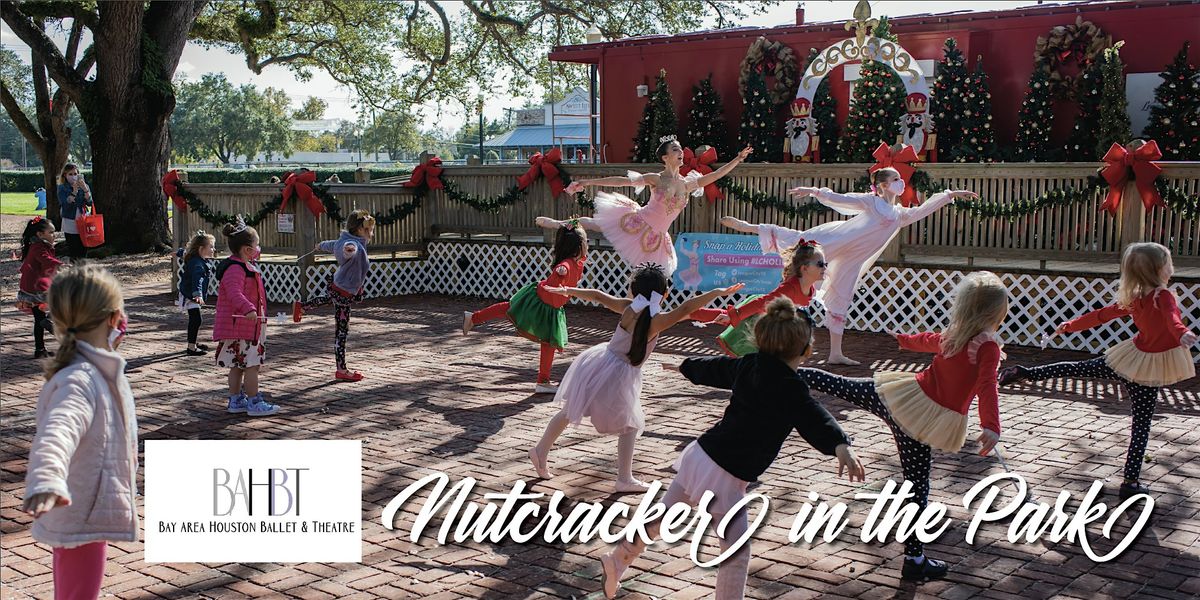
top-left (251, 40), bottom-right (334, 70)
top-left (17, 0), bottom-right (99, 30)
top-left (0, 1), bottom-right (87, 99)
top-left (0, 81), bottom-right (48, 156)
top-left (75, 45), bottom-right (96, 79)
top-left (64, 18), bottom-right (83, 65)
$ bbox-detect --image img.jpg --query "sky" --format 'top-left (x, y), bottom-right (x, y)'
top-left (1, 1), bottom-right (1072, 132)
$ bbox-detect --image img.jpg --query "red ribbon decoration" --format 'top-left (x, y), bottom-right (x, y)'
top-left (1099, 141), bottom-right (1164, 216)
top-left (162, 170), bottom-right (187, 211)
top-left (403, 157), bottom-right (444, 190)
top-left (680, 147), bottom-right (725, 203)
top-left (868, 142), bottom-right (921, 207)
top-left (282, 170), bottom-right (322, 216)
top-left (516, 148), bottom-right (565, 197)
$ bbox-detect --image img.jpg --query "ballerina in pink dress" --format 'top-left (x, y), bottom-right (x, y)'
top-left (537, 137), bottom-right (752, 275)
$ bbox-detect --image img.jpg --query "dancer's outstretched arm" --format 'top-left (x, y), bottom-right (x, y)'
top-left (898, 190), bottom-right (977, 225)
top-left (568, 173), bottom-right (661, 192)
top-left (651, 283), bottom-right (744, 336)
top-left (693, 146), bottom-right (753, 189)
top-left (535, 215), bottom-right (599, 231)
top-left (541, 286), bottom-right (629, 314)
top-left (719, 215), bottom-right (760, 234)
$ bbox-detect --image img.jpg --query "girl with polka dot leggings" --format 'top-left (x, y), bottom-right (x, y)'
top-left (1001, 243), bottom-right (1196, 501)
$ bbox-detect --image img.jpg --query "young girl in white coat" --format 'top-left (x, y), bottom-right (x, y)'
top-left (23, 263), bottom-right (135, 600)
top-left (722, 168), bottom-right (977, 364)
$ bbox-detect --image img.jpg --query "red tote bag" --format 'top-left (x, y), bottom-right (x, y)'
top-left (78, 205), bottom-right (105, 248)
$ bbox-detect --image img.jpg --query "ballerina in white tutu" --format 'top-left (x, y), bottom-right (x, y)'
top-left (529, 263), bottom-right (744, 494)
top-left (536, 136), bottom-right (752, 275)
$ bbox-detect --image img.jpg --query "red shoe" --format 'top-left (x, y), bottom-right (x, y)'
top-left (292, 301), bottom-right (303, 323)
top-left (335, 370), bottom-right (363, 382)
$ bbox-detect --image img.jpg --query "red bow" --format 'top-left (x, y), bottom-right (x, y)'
top-left (680, 147), bottom-right (724, 203)
top-left (282, 170), bottom-right (322, 216)
top-left (1099, 141), bottom-right (1164, 216)
top-left (404, 157), bottom-right (444, 190)
top-left (869, 142), bottom-right (921, 207)
top-left (517, 148), bottom-right (565, 197)
top-left (162, 170), bottom-right (187, 211)
top-left (795, 238), bottom-right (819, 247)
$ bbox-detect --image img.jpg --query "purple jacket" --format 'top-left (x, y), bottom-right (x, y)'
top-left (212, 257), bottom-right (265, 342)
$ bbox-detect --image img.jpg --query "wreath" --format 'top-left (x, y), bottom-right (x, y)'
top-left (739, 36), bottom-right (799, 107)
top-left (1034, 16), bottom-right (1113, 100)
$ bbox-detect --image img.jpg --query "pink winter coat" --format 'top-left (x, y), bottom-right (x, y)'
top-left (25, 341), bottom-right (139, 547)
top-left (212, 257), bottom-right (266, 342)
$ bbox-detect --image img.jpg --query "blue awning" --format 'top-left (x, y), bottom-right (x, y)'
top-left (484, 124), bottom-right (593, 148)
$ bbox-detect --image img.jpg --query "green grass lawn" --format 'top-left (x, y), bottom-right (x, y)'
top-left (0, 192), bottom-right (46, 215)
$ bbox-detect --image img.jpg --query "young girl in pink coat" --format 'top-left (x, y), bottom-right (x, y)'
top-left (213, 216), bottom-right (278, 417)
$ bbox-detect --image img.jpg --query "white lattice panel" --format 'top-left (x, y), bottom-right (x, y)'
top-left (249, 241), bottom-right (1200, 353)
top-left (259, 263), bottom-right (301, 303)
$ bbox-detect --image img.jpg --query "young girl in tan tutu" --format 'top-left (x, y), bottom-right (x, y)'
top-left (1000, 242), bottom-right (1196, 500)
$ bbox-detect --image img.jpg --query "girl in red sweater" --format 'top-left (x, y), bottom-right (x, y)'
top-left (1000, 242), bottom-right (1196, 500)
top-left (462, 222), bottom-right (587, 394)
top-left (18, 217), bottom-right (64, 359)
top-left (798, 271), bottom-right (1009, 582)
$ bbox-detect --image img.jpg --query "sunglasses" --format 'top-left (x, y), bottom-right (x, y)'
top-left (808, 261), bottom-right (829, 269)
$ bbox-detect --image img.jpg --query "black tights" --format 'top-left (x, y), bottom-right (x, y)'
top-left (187, 308), bottom-right (202, 345)
top-left (1021, 357), bottom-right (1158, 484)
top-left (33, 306), bottom-right (54, 350)
top-left (799, 367), bottom-right (933, 557)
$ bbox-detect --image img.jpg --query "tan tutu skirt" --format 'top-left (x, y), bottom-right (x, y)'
top-left (874, 371), bottom-right (969, 453)
top-left (1104, 338), bottom-right (1195, 387)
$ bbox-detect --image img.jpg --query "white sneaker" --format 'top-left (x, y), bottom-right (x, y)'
top-left (534, 382), bottom-right (558, 394)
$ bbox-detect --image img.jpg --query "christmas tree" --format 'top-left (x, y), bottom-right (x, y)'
top-left (686, 74), bottom-right (733, 158)
top-left (1064, 58), bottom-right (1104, 160)
top-left (739, 68), bottom-right (779, 162)
top-left (1012, 65), bottom-right (1056, 161)
top-left (630, 69), bottom-right (678, 162)
top-left (838, 17), bottom-right (906, 162)
top-left (1095, 43), bottom-right (1132, 157)
top-left (931, 38), bottom-right (969, 161)
top-left (951, 56), bottom-right (998, 162)
top-left (805, 48), bottom-right (841, 162)
top-left (1142, 41), bottom-right (1200, 160)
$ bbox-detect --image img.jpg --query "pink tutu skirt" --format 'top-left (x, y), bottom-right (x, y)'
top-left (592, 191), bottom-right (678, 275)
top-left (672, 441), bottom-right (749, 517)
top-left (556, 342), bottom-right (646, 435)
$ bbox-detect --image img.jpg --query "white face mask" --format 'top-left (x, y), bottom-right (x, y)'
top-left (107, 327), bottom-right (121, 350)
top-left (887, 180), bottom-right (906, 196)
top-left (66, 175), bottom-right (78, 184)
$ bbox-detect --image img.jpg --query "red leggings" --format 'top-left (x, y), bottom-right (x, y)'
top-left (54, 541), bottom-right (106, 599)
top-left (472, 302), bottom-right (556, 383)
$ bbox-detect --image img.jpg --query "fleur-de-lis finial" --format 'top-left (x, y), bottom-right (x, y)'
top-left (845, 0), bottom-right (879, 50)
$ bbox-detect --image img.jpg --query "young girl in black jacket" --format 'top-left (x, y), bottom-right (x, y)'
top-left (599, 297), bottom-right (866, 599)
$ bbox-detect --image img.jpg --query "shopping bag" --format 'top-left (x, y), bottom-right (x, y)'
top-left (79, 205), bottom-right (105, 248)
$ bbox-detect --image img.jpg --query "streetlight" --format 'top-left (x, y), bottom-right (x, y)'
top-left (477, 96), bottom-right (485, 164)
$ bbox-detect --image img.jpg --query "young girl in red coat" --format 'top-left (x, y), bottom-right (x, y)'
top-left (213, 216), bottom-right (278, 417)
top-left (1000, 242), bottom-right (1196, 499)
top-left (462, 221), bottom-right (587, 394)
top-left (798, 271), bottom-right (1009, 582)
top-left (690, 239), bottom-right (826, 356)
top-left (18, 216), bottom-right (64, 359)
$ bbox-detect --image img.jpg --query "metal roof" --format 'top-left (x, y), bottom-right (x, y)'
top-left (483, 124), bottom-right (593, 148)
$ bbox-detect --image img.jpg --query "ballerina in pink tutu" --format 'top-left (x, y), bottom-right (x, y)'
top-left (537, 136), bottom-right (752, 275)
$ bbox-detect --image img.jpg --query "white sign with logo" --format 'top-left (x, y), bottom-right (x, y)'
top-left (144, 440), bottom-right (362, 562)
top-left (277, 212), bottom-right (295, 234)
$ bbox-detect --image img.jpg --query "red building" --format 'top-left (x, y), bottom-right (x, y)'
top-left (549, 0), bottom-right (1200, 162)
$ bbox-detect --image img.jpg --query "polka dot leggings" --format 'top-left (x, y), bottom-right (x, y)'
top-left (1020, 357), bottom-right (1158, 484)
top-left (302, 275), bottom-right (363, 371)
top-left (798, 367), bottom-right (932, 557)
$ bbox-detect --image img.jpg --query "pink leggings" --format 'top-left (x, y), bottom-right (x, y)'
top-left (53, 541), bottom-right (106, 600)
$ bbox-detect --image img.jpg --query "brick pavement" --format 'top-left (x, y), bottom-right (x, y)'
top-left (2, 282), bottom-right (1198, 599)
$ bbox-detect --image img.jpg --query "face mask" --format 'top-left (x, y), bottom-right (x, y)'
top-left (107, 317), bottom-right (126, 350)
top-left (887, 180), bottom-right (906, 196)
top-left (248, 246), bottom-right (261, 261)
top-left (66, 175), bottom-right (78, 184)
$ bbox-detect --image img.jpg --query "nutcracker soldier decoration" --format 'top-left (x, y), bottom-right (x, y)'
top-left (898, 93), bottom-right (937, 162)
top-left (784, 98), bottom-right (820, 163)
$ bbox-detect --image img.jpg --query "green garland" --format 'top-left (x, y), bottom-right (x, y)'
top-left (1155, 179), bottom-right (1200, 219)
top-left (175, 180), bottom-right (281, 227)
top-left (715, 179), bottom-right (832, 219)
top-left (440, 167), bottom-right (590, 213)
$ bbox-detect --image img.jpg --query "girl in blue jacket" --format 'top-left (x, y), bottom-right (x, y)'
top-left (177, 231), bottom-right (216, 355)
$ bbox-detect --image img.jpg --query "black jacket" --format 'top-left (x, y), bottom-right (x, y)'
top-left (681, 354), bottom-right (851, 483)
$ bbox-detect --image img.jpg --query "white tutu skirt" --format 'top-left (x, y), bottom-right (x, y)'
top-left (592, 191), bottom-right (678, 275)
top-left (672, 441), bottom-right (749, 518)
top-left (557, 343), bottom-right (645, 435)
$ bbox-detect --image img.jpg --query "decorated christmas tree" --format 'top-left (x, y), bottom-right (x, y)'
top-left (631, 69), bottom-right (678, 162)
top-left (1064, 58), bottom-right (1104, 160)
top-left (1142, 41), bottom-right (1200, 160)
top-left (739, 68), bottom-right (779, 162)
top-left (838, 17), bottom-right (906, 162)
top-left (686, 74), bottom-right (733, 158)
top-left (931, 38), bottom-right (969, 161)
top-left (1095, 42), bottom-right (1132, 157)
top-left (805, 48), bottom-right (841, 162)
top-left (1012, 65), bottom-right (1056, 161)
top-left (951, 57), bottom-right (998, 162)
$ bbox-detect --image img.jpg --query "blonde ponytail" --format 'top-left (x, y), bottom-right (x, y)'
top-left (941, 272), bottom-right (1008, 357)
top-left (44, 262), bottom-right (124, 380)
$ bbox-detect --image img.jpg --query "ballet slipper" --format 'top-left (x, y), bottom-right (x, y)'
top-left (612, 479), bottom-right (650, 494)
top-left (529, 447), bottom-right (553, 479)
top-left (600, 549), bottom-right (628, 599)
top-left (462, 311), bottom-right (473, 336)
top-left (826, 354), bottom-right (861, 366)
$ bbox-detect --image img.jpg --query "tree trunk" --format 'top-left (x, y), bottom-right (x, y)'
top-left (85, 105), bottom-right (173, 253)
